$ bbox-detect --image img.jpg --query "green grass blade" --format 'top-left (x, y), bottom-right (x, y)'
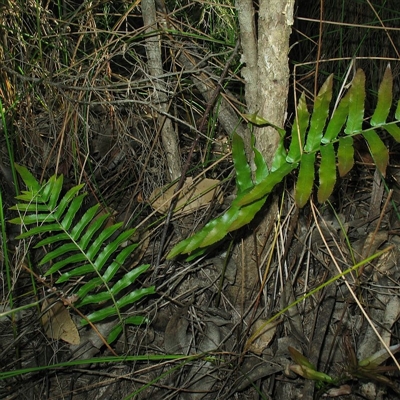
top-left (338, 136), bottom-right (354, 177)
top-left (371, 64), bottom-right (393, 126)
top-left (362, 130), bottom-right (389, 174)
top-left (345, 69), bottom-right (365, 134)
top-left (305, 74), bottom-right (333, 152)
top-left (318, 143), bottom-right (336, 203)
top-left (287, 92), bottom-right (309, 163)
top-left (295, 152), bottom-right (315, 208)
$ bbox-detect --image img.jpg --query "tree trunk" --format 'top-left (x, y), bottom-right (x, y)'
top-left (233, 0), bottom-right (294, 305)
top-left (142, 0), bottom-right (181, 180)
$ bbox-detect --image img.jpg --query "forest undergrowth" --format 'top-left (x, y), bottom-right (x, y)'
top-left (1, 1), bottom-right (400, 399)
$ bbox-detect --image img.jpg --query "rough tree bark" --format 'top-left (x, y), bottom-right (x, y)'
top-left (233, 0), bottom-right (294, 303)
top-left (142, 0), bottom-right (181, 180)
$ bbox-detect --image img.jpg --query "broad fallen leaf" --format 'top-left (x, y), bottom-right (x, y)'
top-left (246, 319), bottom-right (279, 355)
top-left (41, 299), bottom-right (80, 345)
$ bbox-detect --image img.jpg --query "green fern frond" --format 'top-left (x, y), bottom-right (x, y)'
top-left (10, 164), bottom-right (154, 342)
top-left (167, 64), bottom-right (400, 259)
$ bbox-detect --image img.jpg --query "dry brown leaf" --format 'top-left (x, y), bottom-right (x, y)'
top-left (150, 177), bottom-right (223, 215)
top-left (41, 299), bottom-right (80, 345)
top-left (246, 319), bottom-right (280, 355)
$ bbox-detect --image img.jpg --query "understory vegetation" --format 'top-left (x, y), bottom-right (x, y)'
top-left (1, 0), bottom-right (400, 399)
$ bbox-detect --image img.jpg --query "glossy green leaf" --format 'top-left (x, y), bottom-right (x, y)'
top-left (383, 123), bottom-right (400, 142)
top-left (9, 203), bottom-right (50, 212)
top-left (48, 175), bottom-right (64, 209)
top-left (45, 254), bottom-right (88, 275)
top-left (39, 175), bottom-right (59, 205)
top-left (291, 364), bottom-right (335, 383)
top-left (345, 69), bottom-right (365, 134)
top-left (12, 213), bottom-right (57, 226)
top-left (289, 346), bottom-right (316, 370)
top-left (243, 113), bottom-right (286, 136)
top-left (40, 243), bottom-right (78, 265)
top-left (271, 127), bottom-right (288, 171)
top-left (35, 233), bottom-right (70, 247)
top-left (107, 315), bottom-right (148, 344)
top-left (287, 92), bottom-right (309, 163)
top-left (295, 152), bottom-right (315, 208)
top-left (396, 100), bottom-right (400, 120)
top-left (53, 184), bottom-right (85, 220)
top-left (82, 287), bottom-right (155, 325)
top-left (86, 222), bottom-right (123, 260)
top-left (92, 229), bottom-right (137, 272)
top-left (61, 194), bottom-right (86, 230)
top-left (337, 136), bottom-right (354, 177)
top-left (11, 166), bottom-right (153, 335)
top-left (358, 344), bottom-right (400, 368)
top-left (54, 262), bottom-right (94, 281)
top-left (78, 263), bottom-right (150, 306)
top-left (305, 74), bottom-right (333, 152)
top-left (252, 134), bottom-right (269, 182)
top-left (322, 90), bottom-right (350, 143)
top-left (318, 143), bottom-right (336, 203)
top-left (69, 204), bottom-right (101, 241)
top-left (232, 133), bottom-right (253, 192)
top-left (14, 164), bottom-right (41, 193)
top-left (371, 64), bottom-right (392, 126)
top-left (101, 243), bottom-right (139, 282)
top-left (362, 130), bottom-right (389, 175)
top-left (14, 223), bottom-right (63, 239)
top-left (13, 192), bottom-right (40, 202)
top-left (78, 213), bottom-right (110, 250)
top-left (237, 162), bottom-right (296, 206)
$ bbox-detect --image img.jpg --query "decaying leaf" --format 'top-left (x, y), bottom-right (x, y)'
top-left (41, 299), bottom-right (80, 345)
top-left (150, 177), bottom-right (223, 215)
top-left (246, 319), bottom-right (280, 355)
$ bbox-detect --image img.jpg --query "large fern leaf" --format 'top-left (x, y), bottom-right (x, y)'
top-left (10, 164), bottom-right (154, 342)
top-left (167, 65), bottom-right (400, 259)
